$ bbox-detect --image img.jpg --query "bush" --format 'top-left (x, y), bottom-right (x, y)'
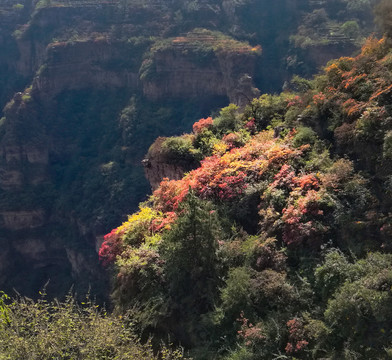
top-left (341, 21), bottom-right (360, 39)
top-left (0, 292), bottom-right (188, 360)
top-left (375, 0), bottom-right (392, 38)
top-left (292, 126), bottom-right (317, 147)
top-left (383, 130), bottom-right (392, 158)
top-left (161, 135), bottom-right (201, 165)
top-left (220, 267), bottom-right (252, 317)
top-left (12, 3), bottom-right (24, 10)
top-left (213, 104), bottom-right (240, 134)
top-left (243, 95), bottom-right (288, 131)
top-left (318, 253), bottom-right (392, 357)
top-left (314, 250), bottom-right (351, 300)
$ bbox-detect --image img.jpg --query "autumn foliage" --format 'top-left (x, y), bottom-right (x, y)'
top-left (98, 36), bottom-right (392, 359)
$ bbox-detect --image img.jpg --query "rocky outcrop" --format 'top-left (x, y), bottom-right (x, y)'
top-left (143, 156), bottom-right (188, 191)
top-left (142, 49), bottom-right (228, 100)
top-left (141, 33), bottom-right (260, 104)
top-left (0, 142), bottom-right (49, 190)
top-left (143, 49), bottom-right (259, 104)
top-left (0, 91), bottom-right (49, 190)
top-left (0, 210), bottom-right (45, 230)
top-left (13, 1), bottom-right (170, 77)
top-left (142, 137), bottom-right (198, 191)
top-left (0, 229), bottom-right (108, 298)
top-left (307, 42), bottom-right (359, 70)
top-left (34, 40), bottom-right (140, 100)
top-left (15, 39), bottom-right (48, 78)
top-left (0, 247), bottom-right (11, 284)
top-left (12, 237), bottom-right (46, 260)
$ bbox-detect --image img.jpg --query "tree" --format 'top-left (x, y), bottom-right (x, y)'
top-left (375, 0), bottom-right (392, 38)
top-left (162, 191), bottom-right (221, 316)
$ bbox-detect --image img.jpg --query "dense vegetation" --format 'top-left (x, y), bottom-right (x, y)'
top-left (0, 291), bottom-right (188, 359)
top-left (0, 0), bottom-right (386, 297)
top-left (2, 0), bottom-right (392, 359)
top-left (99, 18), bottom-right (392, 359)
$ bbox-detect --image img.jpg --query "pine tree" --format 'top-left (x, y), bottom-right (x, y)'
top-left (162, 190), bottom-right (221, 316)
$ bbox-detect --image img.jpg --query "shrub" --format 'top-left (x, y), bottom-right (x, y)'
top-left (383, 130), bottom-right (392, 158)
top-left (213, 104), bottom-right (240, 134)
top-left (292, 126), bottom-right (317, 147)
top-left (0, 292), bottom-right (188, 360)
top-left (250, 270), bottom-right (296, 313)
top-left (341, 21), bottom-right (360, 39)
top-left (318, 253), bottom-right (392, 357)
top-left (243, 94), bottom-right (288, 131)
top-left (193, 117), bottom-right (213, 134)
top-left (161, 135), bottom-right (201, 165)
top-left (220, 267), bottom-right (252, 317)
top-left (193, 129), bottom-right (219, 157)
top-left (314, 250), bottom-right (351, 300)
top-left (12, 3), bottom-right (24, 10)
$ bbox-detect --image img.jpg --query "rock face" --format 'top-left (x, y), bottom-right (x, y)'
top-left (141, 32), bottom-right (260, 104)
top-left (307, 43), bottom-right (359, 70)
top-left (142, 49), bottom-right (257, 103)
top-left (143, 158), bottom-right (187, 191)
top-left (34, 40), bottom-right (140, 100)
top-left (142, 49), bottom-right (229, 100)
top-left (0, 91), bottom-right (49, 191)
top-left (0, 210), bottom-right (45, 230)
top-left (0, 142), bottom-right (49, 190)
top-left (142, 147), bottom-right (190, 191)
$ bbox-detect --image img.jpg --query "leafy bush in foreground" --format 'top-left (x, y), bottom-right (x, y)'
top-left (0, 291), bottom-right (188, 360)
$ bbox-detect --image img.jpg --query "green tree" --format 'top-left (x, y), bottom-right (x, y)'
top-left (162, 191), bottom-right (221, 314)
top-left (375, 0), bottom-right (392, 38)
top-left (160, 191), bottom-right (222, 345)
top-left (341, 21), bottom-right (360, 39)
top-left (213, 104), bottom-right (240, 134)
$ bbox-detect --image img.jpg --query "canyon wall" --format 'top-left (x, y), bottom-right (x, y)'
top-left (0, 1), bottom-right (260, 298)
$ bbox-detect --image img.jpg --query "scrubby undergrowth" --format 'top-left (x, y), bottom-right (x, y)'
top-left (0, 291), bottom-right (188, 360)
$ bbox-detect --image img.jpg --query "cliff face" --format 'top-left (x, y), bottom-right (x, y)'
top-left (142, 137), bottom-right (194, 191)
top-left (143, 156), bottom-right (187, 191)
top-left (143, 50), bottom-right (228, 100)
top-left (34, 40), bottom-right (140, 99)
top-left (141, 30), bottom-right (261, 105)
top-left (0, 0), bottom-right (32, 108)
top-left (306, 42), bottom-right (359, 70)
top-left (14, 3), bottom-right (162, 76)
top-left (143, 48), bottom-right (259, 105)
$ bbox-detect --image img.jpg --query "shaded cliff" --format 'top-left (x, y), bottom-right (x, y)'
top-left (0, 0), bottom-right (33, 108)
top-left (0, 1), bottom-right (262, 297)
top-left (141, 29), bottom-right (260, 105)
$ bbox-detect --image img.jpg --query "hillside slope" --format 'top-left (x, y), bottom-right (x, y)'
top-left (100, 33), bottom-right (392, 359)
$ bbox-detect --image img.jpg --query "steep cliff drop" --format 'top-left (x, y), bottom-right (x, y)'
top-left (0, 1), bottom-right (260, 299)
